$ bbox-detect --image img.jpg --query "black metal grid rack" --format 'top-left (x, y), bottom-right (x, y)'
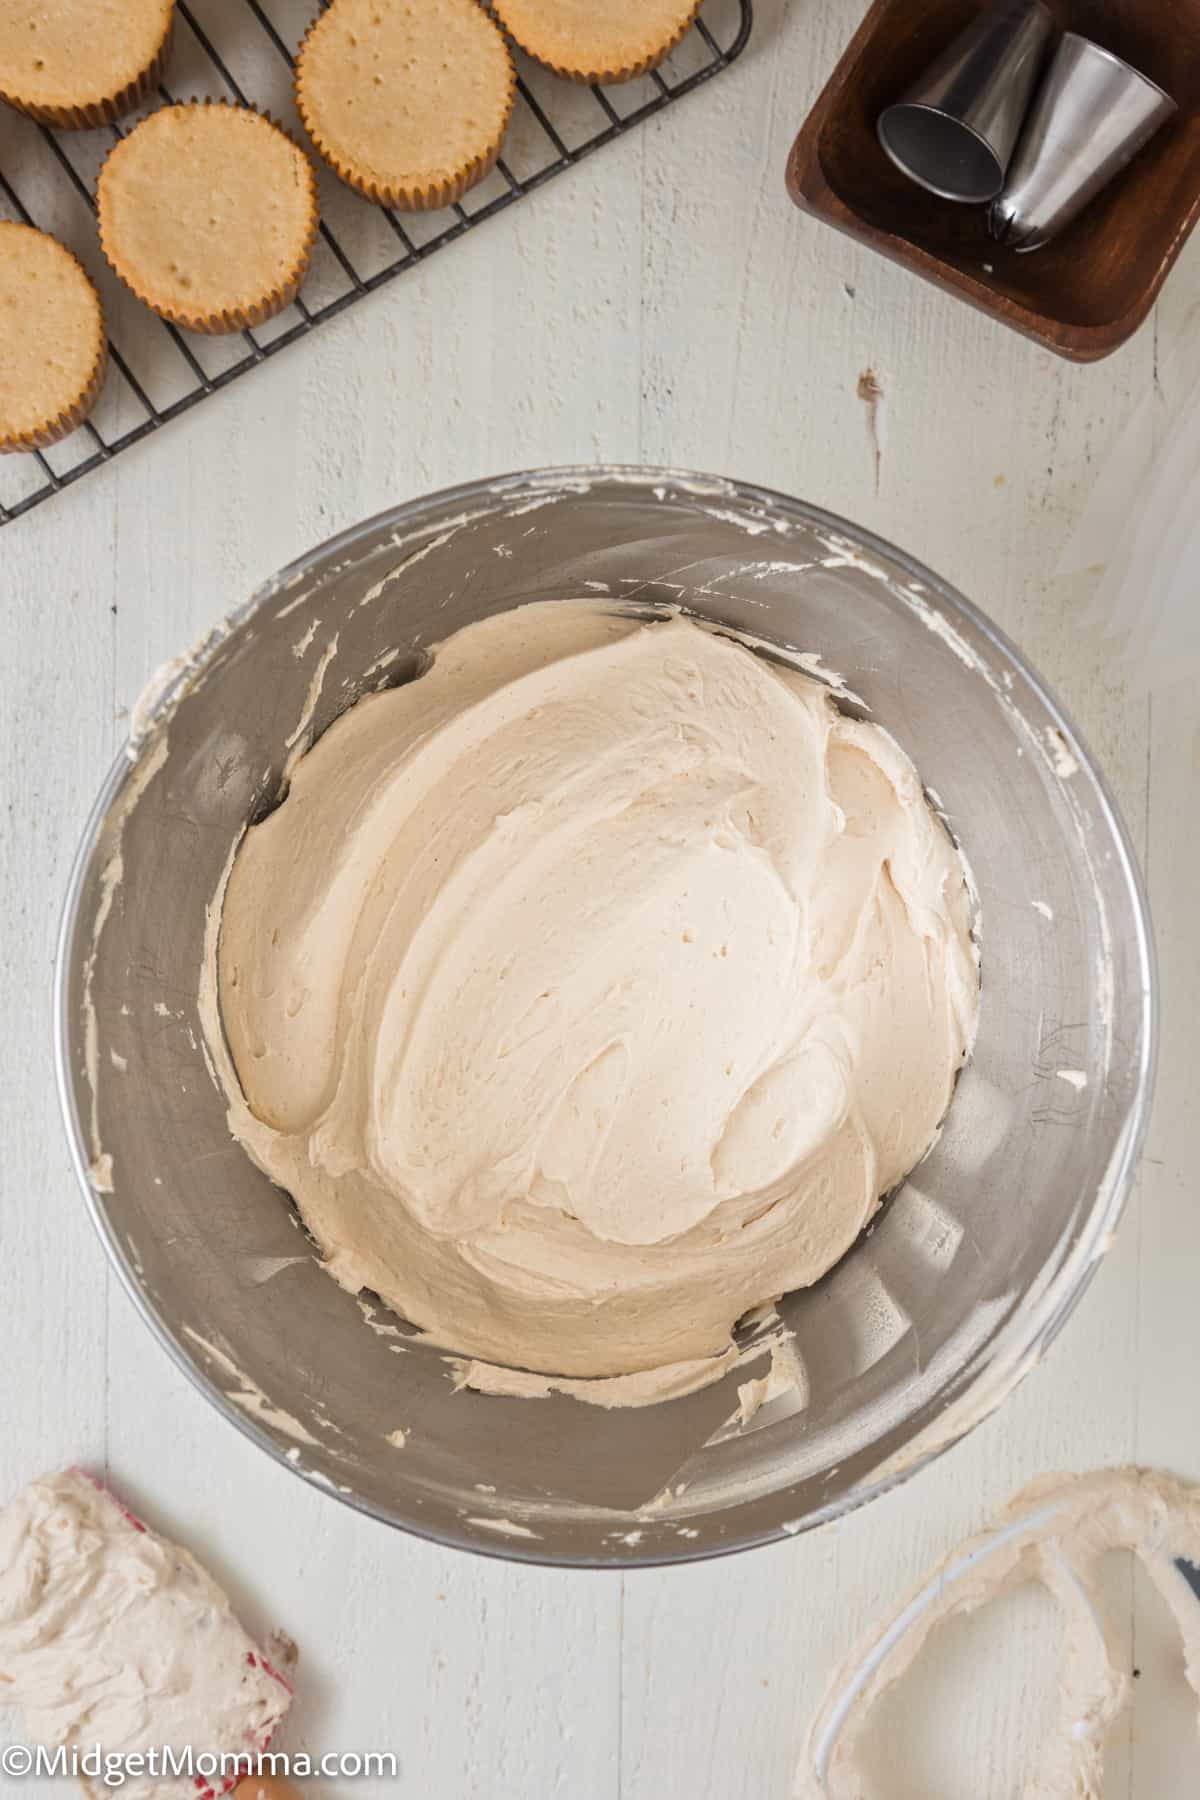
top-left (0, 0), bottom-right (751, 529)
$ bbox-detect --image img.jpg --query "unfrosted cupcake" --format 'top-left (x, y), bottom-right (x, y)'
top-left (0, 223), bottom-right (106, 453)
top-left (0, 0), bottom-right (175, 129)
top-left (491, 0), bottom-right (702, 83)
top-left (295, 0), bottom-right (515, 210)
top-left (96, 103), bottom-right (319, 334)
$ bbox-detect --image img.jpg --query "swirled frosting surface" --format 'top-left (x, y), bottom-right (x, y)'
top-left (0, 1470), bottom-right (289, 1796)
top-left (217, 605), bottom-right (978, 1384)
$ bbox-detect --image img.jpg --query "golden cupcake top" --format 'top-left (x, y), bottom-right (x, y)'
top-left (0, 0), bottom-right (175, 128)
top-left (491, 0), bottom-right (702, 83)
top-left (0, 222), bottom-right (106, 452)
top-left (296, 0), bottom-right (515, 209)
top-left (96, 103), bottom-right (319, 334)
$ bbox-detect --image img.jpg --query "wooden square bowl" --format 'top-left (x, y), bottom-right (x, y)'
top-left (786, 0), bottom-right (1200, 360)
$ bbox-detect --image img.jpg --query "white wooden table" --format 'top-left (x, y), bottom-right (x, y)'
top-left (4, 0), bottom-right (1199, 1793)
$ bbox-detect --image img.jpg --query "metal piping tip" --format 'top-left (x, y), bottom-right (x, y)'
top-left (876, 1), bottom-right (1054, 204)
top-left (989, 34), bottom-right (1177, 252)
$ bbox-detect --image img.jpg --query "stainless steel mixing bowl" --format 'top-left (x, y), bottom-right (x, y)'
top-left (56, 467), bottom-right (1156, 1566)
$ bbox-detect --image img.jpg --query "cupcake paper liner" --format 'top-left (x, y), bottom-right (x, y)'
top-left (295, 2), bottom-right (516, 212)
top-left (96, 102), bottom-right (320, 336)
top-left (0, 230), bottom-right (107, 454)
top-left (0, 342), bottom-right (106, 457)
top-left (0, 343), bottom-right (107, 453)
top-left (0, 10), bottom-right (175, 131)
top-left (489, 0), bottom-right (703, 84)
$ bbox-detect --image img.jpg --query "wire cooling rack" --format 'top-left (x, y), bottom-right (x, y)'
top-left (0, 0), bottom-right (751, 528)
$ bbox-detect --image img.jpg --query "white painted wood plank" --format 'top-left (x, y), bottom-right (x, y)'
top-left (0, 485), bottom-right (117, 1486)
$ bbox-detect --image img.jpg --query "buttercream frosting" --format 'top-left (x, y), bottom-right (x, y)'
top-left (0, 1471), bottom-right (290, 1799)
top-left (215, 605), bottom-right (978, 1385)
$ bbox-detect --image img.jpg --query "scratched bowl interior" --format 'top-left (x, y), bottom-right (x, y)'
top-left (57, 468), bottom-right (1155, 1565)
